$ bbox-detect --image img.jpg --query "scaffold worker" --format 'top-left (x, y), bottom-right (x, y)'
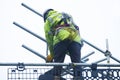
top-left (43, 9), bottom-right (82, 80)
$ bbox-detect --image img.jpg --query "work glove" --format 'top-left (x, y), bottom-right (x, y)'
top-left (46, 54), bottom-right (53, 62)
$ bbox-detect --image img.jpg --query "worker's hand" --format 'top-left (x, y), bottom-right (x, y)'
top-left (46, 54), bottom-right (53, 62)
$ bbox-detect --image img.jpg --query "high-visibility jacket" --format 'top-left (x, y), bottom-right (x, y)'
top-left (44, 10), bottom-right (82, 58)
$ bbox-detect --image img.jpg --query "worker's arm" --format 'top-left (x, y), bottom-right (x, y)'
top-left (44, 21), bottom-right (54, 58)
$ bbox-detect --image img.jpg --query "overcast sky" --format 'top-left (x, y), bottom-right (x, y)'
top-left (0, 0), bottom-right (120, 79)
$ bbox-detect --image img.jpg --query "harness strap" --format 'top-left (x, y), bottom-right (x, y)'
top-left (54, 24), bottom-right (70, 29)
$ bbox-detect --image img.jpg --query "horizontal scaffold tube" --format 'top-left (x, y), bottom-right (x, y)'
top-left (22, 44), bottom-right (47, 61)
top-left (21, 3), bottom-right (43, 17)
top-left (0, 63), bottom-right (120, 67)
top-left (13, 22), bottom-right (47, 43)
top-left (82, 39), bottom-right (120, 63)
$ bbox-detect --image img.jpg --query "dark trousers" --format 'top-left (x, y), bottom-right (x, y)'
top-left (53, 40), bottom-right (82, 77)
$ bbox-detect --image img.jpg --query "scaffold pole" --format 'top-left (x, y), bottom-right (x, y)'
top-left (22, 44), bottom-right (47, 61)
top-left (1, 63), bottom-right (120, 67)
top-left (13, 22), bottom-right (46, 43)
top-left (21, 3), bottom-right (43, 17)
top-left (82, 39), bottom-right (120, 63)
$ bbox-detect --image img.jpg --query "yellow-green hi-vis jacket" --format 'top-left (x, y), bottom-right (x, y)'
top-left (44, 10), bottom-right (82, 57)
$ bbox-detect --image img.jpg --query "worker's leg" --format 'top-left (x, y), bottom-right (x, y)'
top-left (68, 42), bottom-right (81, 63)
top-left (53, 40), bottom-right (68, 80)
top-left (68, 41), bottom-right (82, 80)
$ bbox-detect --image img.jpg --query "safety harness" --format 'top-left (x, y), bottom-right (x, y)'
top-left (47, 12), bottom-right (78, 42)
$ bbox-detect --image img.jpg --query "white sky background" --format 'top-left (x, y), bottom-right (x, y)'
top-left (0, 0), bottom-right (120, 79)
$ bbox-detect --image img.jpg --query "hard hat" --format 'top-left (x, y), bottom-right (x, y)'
top-left (43, 9), bottom-right (54, 22)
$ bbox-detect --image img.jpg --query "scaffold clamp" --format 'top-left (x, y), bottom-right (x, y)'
top-left (17, 62), bottom-right (25, 71)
